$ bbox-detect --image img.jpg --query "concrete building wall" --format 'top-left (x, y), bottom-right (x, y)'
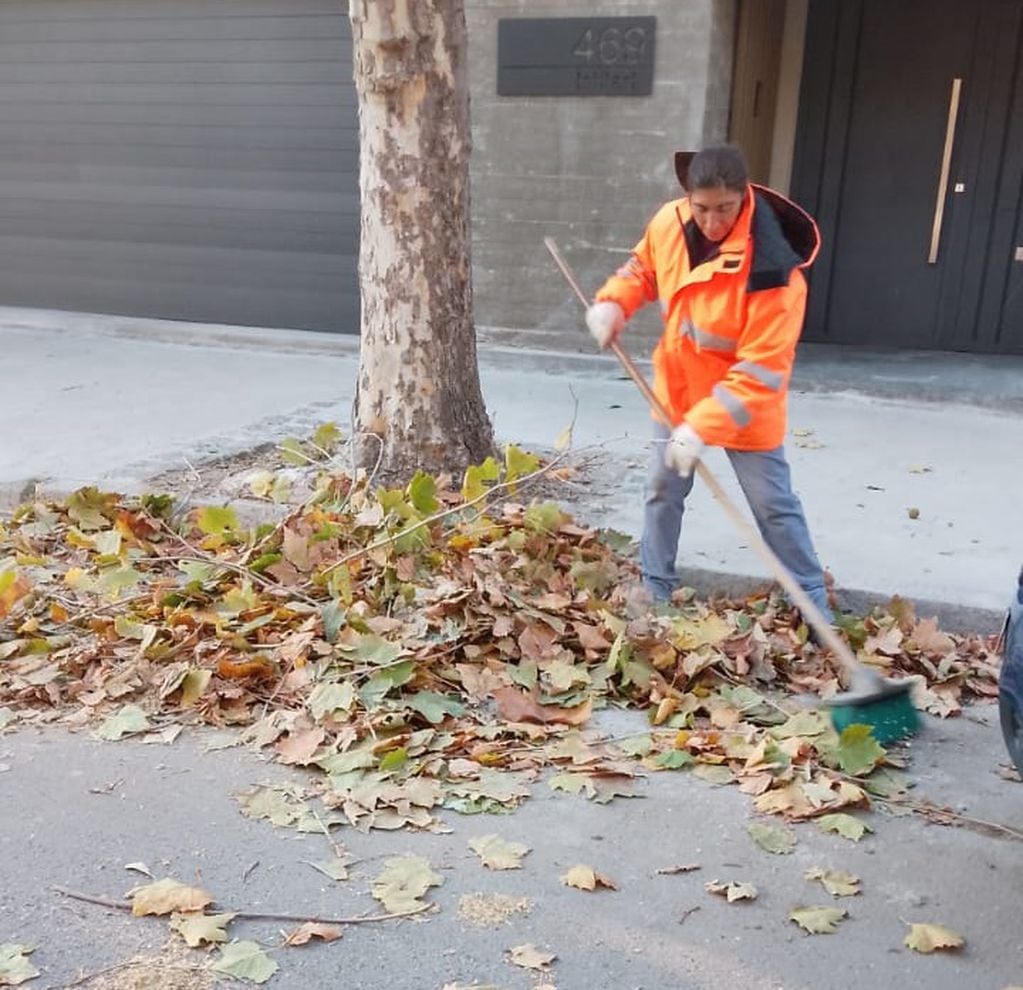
top-left (466, 1), bottom-right (737, 347)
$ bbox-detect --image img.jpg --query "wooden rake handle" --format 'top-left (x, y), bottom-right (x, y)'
top-left (542, 237), bottom-right (857, 671)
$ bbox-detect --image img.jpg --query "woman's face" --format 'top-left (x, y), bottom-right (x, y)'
top-left (690, 184), bottom-right (746, 243)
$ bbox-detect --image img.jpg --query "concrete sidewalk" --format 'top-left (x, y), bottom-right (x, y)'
top-left (2, 305), bottom-right (1021, 625)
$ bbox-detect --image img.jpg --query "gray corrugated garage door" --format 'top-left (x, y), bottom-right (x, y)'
top-left (0, 0), bottom-right (358, 333)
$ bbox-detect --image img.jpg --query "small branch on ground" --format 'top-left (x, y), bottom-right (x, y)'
top-left (52, 885), bottom-right (431, 924)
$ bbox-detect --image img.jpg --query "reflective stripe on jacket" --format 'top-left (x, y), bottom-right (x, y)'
top-left (595, 184), bottom-right (820, 450)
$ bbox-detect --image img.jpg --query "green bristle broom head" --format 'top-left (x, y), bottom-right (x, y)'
top-left (827, 683), bottom-right (921, 744)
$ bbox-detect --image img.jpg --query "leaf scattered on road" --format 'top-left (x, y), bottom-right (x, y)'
top-left (210, 941), bottom-right (278, 984)
top-left (560, 864), bottom-right (617, 891)
top-left (804, 867), bottom-right (860, 897)
top-left (789, 906), bottom-right (847, 934)
top-left (507, 944), bottom-right (556, 971)
top-left (370, 855), bottom-right (442, 914)
top-left (129, 878), bottom-right (213, 917)
top-left (705, 879), bottom-right (758, 903)
top-left (747, 821), bottom-right (796, 854)
top-left (468, 834), bottom-right (530, 871)
top-left (0, 944), bottom-right (39, 986)
top-left (904, 923), bottom-right (965, 954)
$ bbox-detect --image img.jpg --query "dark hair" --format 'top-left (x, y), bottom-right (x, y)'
top-left (682, 144), bottom-right (749, 193)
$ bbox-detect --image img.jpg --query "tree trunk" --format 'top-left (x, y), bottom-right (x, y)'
top-left (349, 0), bottom-right (493, 482)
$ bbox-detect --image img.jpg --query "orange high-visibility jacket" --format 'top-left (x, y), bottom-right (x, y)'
top-left (595, 184), bottom-right (820, 450)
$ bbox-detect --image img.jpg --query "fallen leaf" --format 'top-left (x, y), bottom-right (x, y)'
top-left (130, 878), bottom-right (213, 917)
top-left (560, 864), bottom-right (617, 891)
top-left (469, 834), bottom-right (530, 870)
top-left (834, 724), bottom-right (886, 776)
top-left (124, 862), bottom-right (153, 879)
top-left (370, 855), bottom-right (442, 913)
top-left (904, 923), bottom-right (965, 954)
top-left (817, 813), bottom-right (872, 842)
top-left (705, 879), bottom-right (758, 902)
top-left (508, 943), bottom-right (556, 971)
top-left (790, 905), bottom-right (847, 934)
top-left (0, 944), bottom-right (39, 986)
top-left (169, 911), bottom-right (236, 947)
top-left (804, 867), bottom-right (860, 897)
top-left (283, 922), bottom-right (343, 946)
top-left (491, 687), bottom-right (591, 726)
top-left (747, 822), bottom-right (796, 855)
top-left (211, 940), bottom-right (278, 983)
top-left (95, 704), bottom-right (151, 741)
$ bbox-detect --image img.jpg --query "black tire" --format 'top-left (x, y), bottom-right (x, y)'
top-left (999, 689), bottom-right (1023, 771)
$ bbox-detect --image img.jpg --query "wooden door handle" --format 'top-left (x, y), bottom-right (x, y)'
top-left (927, 77), bottom-right (962, 265)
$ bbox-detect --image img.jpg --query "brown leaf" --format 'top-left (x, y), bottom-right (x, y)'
top-left (491, 687), bottom-right (592, 727)
top-left (130, 878), bottom-right (212, 917)
top-left (275, 727), bottom-right (326, 765)
top-left (909, 617), bottom-right (956, 656)
top-left (284, 922), bottom-right (343, 946)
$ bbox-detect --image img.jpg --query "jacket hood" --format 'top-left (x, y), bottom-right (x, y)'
top-left (747, 184), bottom-right (820, 292)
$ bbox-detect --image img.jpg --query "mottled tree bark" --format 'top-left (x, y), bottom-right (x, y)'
top-left (349, 0), bottom-right (493, 481)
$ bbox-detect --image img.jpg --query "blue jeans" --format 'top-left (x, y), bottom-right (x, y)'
top-left (640, 422), bottom-right (830, 616)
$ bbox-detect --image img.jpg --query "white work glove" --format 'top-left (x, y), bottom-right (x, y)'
top-left (585, 300), bottom-right (625, 349)
top-left (664, 423), bottom-right (706, 477)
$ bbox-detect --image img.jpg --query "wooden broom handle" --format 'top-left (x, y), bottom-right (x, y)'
top-left (542, 237), bottom-right (857, 671)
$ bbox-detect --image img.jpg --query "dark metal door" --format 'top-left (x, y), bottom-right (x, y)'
top-left (792, 0), bottom-right (1023, 353)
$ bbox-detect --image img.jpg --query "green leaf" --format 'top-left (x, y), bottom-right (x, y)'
top-left (320, 600), bottom-right (346, 644)
top-left (211, 941), bottom-right (278, 984)
top-left (524, 501), bottom-right (564, 534)
top-left (504, 444), bottom-right (541, 483)
top-left (469, 834), bottom-right (531, 870)
top-left (141, 493), bottom-right (176, 519)
top-left (196, 505), bottom-right (239, 536)
top-left (337, 633), bottom-right (406, 666)
top-left (461, 456), bottom-right (500, 502)
top-left (654, 750), bottom-right (695, 770)
top-left (817, 813), bottom-right (872, 842)
top-left (405, 691), bottom-right (465, 724)
top-left (178, 559), bottom-right (220, 584)
top-left (705, 879), bottom-right (758, 902)
top-left (378, 748), bottom-right (408, 773)
top-left (93, 529), bottom-right (122, 556)
top-left (0, 944), bottom-right (39, 985)
top-left (790, 906), bottom-right (847, 934)
top-left (747, 822), bottom-right (796, 855)
top-left (95, 704), bottom-right (151, 741)
top-left (805, 867), bottom-right (860, 897)
top-left (358, 661), bottom-right (415, 709)
top-left (692, 764), bottom-right (733, 786)
top-left (96, 564), bottom-right (141, 598)
top-left (835, 723), bottom-right (886, 776)
top-left (169, 911), bottom-right (235, 947)
top-left (279, 437), bottom-right (311, 466)
top-left (67, 487), bottom-right (115, 531)
top-left (370, 855), bottom-right (442, 913)
top-left (312, 421), bottom-right (343, 452)
top-left (553, 422), bottom-right (574, 451)
top-left (407, 470), bottom-right (440, 514)
top-left (770, 710), bottom-right (829, 739)
top-left (308, 681), bottom-right (356, 720)
top-left (617, 734), bottom-right (653, 758)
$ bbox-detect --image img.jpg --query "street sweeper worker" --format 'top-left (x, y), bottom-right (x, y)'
top-left (586, 143), bottom-right (830, 619)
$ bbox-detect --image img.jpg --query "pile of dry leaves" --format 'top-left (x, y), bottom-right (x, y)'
top-left (0, 443), bottom-right (1002, 831)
